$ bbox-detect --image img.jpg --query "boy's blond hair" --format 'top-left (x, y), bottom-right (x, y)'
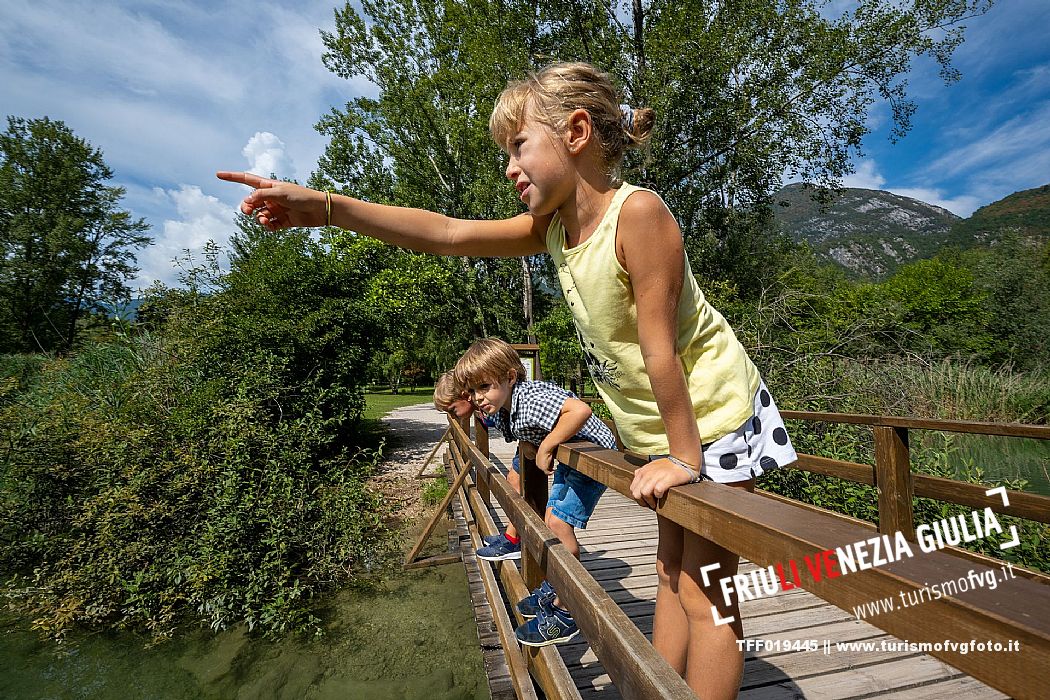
top-left (433, 370), bottom-right (463, 411)
top-left (454, 338), bottom-right (528, 388)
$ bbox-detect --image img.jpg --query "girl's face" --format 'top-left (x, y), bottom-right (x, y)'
top-left (504, 112), bottom-right (575, 216)
top-left (468, 373), bottom-right (515, 415)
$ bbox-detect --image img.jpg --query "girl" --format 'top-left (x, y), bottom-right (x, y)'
top-left (217, 61), bottom-right (795, 699)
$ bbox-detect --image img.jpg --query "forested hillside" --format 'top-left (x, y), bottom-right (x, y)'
top-left (951, 183), bottom-right (1050, 243)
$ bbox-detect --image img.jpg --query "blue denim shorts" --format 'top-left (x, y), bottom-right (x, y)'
top-left (547, 462), bottom-right (607, 529)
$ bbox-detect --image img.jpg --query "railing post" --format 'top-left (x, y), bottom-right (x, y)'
top-left (874, 425), bottom-right (915, 540)
top-left (475, 414), bottom-right (489, 458)
top-left (473, 415), bottom-right (491, 506)
top-left (519, 444), bottom-right (548, 592)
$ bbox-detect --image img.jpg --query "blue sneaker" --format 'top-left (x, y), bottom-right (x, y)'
top-left (516, 580), bottom-right (556, 619)
top-left (515, 606), bottom-right (579, 646)
top-left (482, 532), bottom-right (508, 547)
top-left (476, 535), bottom-right (521, 561)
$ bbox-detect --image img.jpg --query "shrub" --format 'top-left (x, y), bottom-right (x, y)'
top-left (0, 231), bottom-right (399, 640)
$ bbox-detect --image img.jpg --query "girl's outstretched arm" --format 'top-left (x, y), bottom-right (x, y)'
top-left (617, 191), bottom-right (703, 508)
top-left (215, 171), bottom-right (549, 258)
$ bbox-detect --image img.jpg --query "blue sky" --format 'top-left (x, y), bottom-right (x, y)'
top-left (1, 1), bottom-right (1047, 290)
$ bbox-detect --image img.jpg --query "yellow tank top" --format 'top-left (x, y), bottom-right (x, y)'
top-left (546, 183), bottom-right (761, 453)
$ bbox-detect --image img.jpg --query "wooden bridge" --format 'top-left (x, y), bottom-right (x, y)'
top-left (406, 409), bottom-right (1050, 700)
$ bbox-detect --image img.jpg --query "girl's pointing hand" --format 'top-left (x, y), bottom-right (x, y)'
top-left (216, 171), bottom-right (327, 230)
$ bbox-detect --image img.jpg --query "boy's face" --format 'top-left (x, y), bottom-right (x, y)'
top-left (444, 396), bottom-right (474, 420)
top-left (467, 373), bottom-right (515, 416)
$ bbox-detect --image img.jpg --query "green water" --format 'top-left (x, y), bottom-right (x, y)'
top-left (917, 433), bottom-right (1050, 497)
top-left (0, 550), bottom-right (488, 700)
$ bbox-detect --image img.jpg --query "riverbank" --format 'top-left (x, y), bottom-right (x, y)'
top-left (0, 401), bottom-right (489, 700)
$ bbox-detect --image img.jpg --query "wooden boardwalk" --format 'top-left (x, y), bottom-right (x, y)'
top-left (463, 438), bottom-right (1007, 700)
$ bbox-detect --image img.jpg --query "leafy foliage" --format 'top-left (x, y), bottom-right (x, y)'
top-left (0, 229), bottom-right (398, 640)
top-left (951, 183), bottom-right (1050, 243)
top-left (0, 117), bottom-right (150, 354)
top-left (315, 0), bottom-right (990, 359)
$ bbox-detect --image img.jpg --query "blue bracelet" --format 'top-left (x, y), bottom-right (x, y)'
top-left (667, 455), bottom-right (702, 483)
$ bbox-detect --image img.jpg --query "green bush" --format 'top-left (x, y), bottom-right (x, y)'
top-left (421, 477), bottom-right (450, 507)
top-left (0, 231), bottom-right (399, 640)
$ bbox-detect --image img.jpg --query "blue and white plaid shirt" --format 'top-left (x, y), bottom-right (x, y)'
top-left (491, 381), bottom-right (617, 451)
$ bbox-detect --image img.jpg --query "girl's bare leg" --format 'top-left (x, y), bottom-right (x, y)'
top-left (651, 515), bottom-right (688, 674)
top-left (678, 479), bottom-right (754, 700)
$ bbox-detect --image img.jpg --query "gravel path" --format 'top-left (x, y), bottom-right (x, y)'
top-left (371, 402), bottom-right (451, 524)
top-left (377, 402), bottom-right (449, 477)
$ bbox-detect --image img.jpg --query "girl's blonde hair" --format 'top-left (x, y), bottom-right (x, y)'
top-left (489, 62), bottom-right (655, 174)
top-left (454, 338), bottom-right (528, 388)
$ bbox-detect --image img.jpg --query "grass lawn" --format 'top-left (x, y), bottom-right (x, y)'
top-left (356, 386), bottom-right (436, 452)
top-left (362, 385), bottom-right (435, 420)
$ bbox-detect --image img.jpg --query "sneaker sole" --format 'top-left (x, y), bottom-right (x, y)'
top-left (476, 551), bottom-right (522, 562)
top-left (516, 628), bottom-right (580, 647)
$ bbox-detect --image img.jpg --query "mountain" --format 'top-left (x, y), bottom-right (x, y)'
top-left (949, 183), bottom-right (1050, 243)
top-left (97, 298), bottom-right (144, 320)
top-left (773, 183), bottom-right (1050, 278)
top-left (772, 183), bottom-right (961, 278)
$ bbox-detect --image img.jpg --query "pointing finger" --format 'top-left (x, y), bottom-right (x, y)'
top-left (216, 171), bottom-right (274, 189)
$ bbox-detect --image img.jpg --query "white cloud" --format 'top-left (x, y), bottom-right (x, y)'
top-left (1, 1), bottom-right (244, 104)
top-left (131, 185), bottom-right (237, 291)
top-left (242, 132), bottom-right (293, 178)
top-left (841, 160), bottom-right (886, 190)
top-left (920, 100), bottom-right (1050, 208)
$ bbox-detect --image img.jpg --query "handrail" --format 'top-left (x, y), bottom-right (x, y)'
top-left (780, 410), bottom-right (1050, 440)
top-left (448, 417), bottom-right (696, 700)
top-left (553, 441), bottom-right (1050, 700)
top-left (453, 406), bottom-right (1050, 700)
top-left (590, 401), bottom-right (1050, 527)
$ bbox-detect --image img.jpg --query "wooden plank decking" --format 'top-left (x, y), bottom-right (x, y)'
top-left (465, 439), bottom-right (1008, 700)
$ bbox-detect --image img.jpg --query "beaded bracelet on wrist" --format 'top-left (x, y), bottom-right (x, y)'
top-left (667, 455), bottom-right (702, 484)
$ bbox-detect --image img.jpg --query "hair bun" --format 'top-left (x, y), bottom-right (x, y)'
top-left (621, 106), bottom-right (655, 148)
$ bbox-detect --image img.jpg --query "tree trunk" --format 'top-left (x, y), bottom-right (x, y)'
top-left (521, 256), bottom-right (535, 342)
top-left (632, 0), bottom-right (647, 87)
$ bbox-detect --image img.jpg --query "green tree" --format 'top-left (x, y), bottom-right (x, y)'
top-left (879, 256), bottom-right (993, 357)
top-left (315, 0), bottom-right (538, 350)
top-left (0, 225), bottom-right (400, 640)
top-left (965, 235), bottom-right (1050, 370)
top-left (534, 300), bottom-right (584, 389)
top-left (314, 0), bottom-right (991, 373)
top-left (0, 117), bottom-right (151, 353)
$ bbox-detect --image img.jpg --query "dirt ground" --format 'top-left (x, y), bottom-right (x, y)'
top-left (370, 402), bottom-right (451, 524)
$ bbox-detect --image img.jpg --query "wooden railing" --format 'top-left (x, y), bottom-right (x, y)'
top-left (447, 417), bottom-right (696, 699)
top-left (779, 411), bottom-right (1050, 556)
top-left (447, 409), bottom-right (1050, 700)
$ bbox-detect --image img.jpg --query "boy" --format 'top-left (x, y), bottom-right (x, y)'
top-left (434, 370), bottom-right (524, 557)
top-left (433, 370), bottom-right (475, 421)
top-left (454, 338), bottom-right (617, 647)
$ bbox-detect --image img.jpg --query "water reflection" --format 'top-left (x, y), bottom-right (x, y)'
top-left (2, 560), bottom-right (488, 700)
